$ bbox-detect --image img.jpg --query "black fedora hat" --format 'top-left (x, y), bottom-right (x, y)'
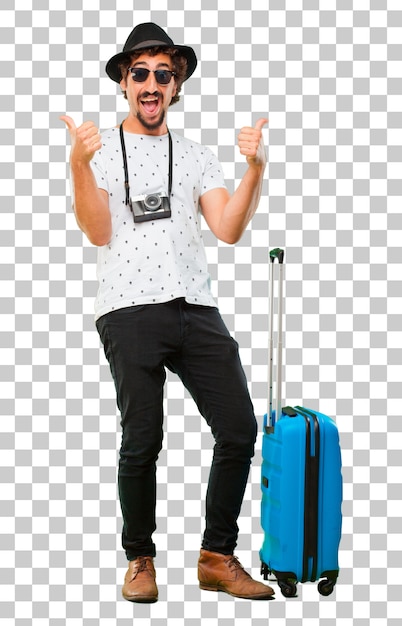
top-left (106, 22), bottom-right (197, 83)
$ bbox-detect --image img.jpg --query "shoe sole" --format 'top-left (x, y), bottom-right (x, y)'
top-left (199, 582), bottom-right (274, 600)
top-left (122, 593), bottom-right (158, 603)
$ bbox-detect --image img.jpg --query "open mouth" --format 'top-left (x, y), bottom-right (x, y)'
top-left (140, 95), bottom-right (161, 115)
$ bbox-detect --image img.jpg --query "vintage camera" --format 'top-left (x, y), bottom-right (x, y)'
top-left (130, 191), bottom-right (171, 223)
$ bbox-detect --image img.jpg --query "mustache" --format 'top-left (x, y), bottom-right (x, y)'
top-left (139, 91), bottom-right (162, 100)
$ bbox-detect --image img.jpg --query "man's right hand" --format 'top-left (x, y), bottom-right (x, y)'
top-left (60, 115), bottom-right (102, 164)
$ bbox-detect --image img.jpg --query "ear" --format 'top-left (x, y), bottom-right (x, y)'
top-left (120, 75), bottom-right (128, 92)
top-left (171, 80), bottom-right (178, 100)
top-left (171, 77), bottom-right (177, 95)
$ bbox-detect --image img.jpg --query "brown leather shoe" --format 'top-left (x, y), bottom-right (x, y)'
top-left (198, 549), bottom-right (275, 600)
top-left (122, 556), bottom-right (158, 603)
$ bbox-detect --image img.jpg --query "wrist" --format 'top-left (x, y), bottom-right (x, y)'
top-left (246, 157), bottom-right (266, 174)
top-left (70, 157), bottom-right (93, 171)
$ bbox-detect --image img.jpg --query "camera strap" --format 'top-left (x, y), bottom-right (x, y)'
top-left (119, 122), bottom-right (173, 209)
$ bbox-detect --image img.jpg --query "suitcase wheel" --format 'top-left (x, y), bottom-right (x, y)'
top-left (318, 578), bottom-right (335, 596)
top-left (260, 562), bottom-right (269, 581)
top-left (278, 579), bottom-right (298, 598)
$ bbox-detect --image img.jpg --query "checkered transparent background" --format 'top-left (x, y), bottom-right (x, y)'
top-left (1, 0), bottom-right (401, 624)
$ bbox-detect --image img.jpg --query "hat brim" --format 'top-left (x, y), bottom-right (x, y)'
top-left (105, 43), bottom-right (197, 83)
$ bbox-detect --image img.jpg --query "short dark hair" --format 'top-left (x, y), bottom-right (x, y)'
top-left (118, 46), bottom-right (188, 105)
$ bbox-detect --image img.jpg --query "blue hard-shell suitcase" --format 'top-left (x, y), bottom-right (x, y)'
top-left (259, 249), bottom-right (343, 597)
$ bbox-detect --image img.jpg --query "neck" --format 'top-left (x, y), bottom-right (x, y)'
top-left (122, 113), bottom-right (168, 136)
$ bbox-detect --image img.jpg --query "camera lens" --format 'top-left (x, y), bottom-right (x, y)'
top-left (144, 194), bottom-right (162, 211)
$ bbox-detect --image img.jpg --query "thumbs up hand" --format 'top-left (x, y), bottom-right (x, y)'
top-left (237, 117), bottom-right (268, 167)
top-left (60, 115), bottom-right (102, 164)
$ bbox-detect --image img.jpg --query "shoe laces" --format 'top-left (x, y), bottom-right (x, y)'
top-left (134, 556), bottom-right (152, 575)
top-left (226, 555), bottom-right (251, 578)
top-left (226, 555), bottom-right (244, 572)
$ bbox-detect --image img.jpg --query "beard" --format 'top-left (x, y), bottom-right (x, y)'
top-left (136, 109), bottom-right (166, 131)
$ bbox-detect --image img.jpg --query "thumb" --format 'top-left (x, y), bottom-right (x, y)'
top-left (60, 114), bottom-right (77, 135)
top-left (254, 117), bottom-right (268, 131)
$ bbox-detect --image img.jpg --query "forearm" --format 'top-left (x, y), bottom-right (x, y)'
top-left (198, 118), bottom-right (268, 244)
top-left (70, 161), bottom-right (112, 246)
top-left (217, 162), bottom-right (265, 244)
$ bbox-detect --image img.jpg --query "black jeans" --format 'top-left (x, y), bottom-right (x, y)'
top-left (96, 298), bottom-right (257, 561)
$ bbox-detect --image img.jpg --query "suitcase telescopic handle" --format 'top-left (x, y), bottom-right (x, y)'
top-left (268, 248), bottom-right (285, 426)
top-left (269, 248), bottom-right (285, 264)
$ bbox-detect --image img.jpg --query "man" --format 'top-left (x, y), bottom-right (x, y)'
top-left (61, 22), bottom-right (273, 603)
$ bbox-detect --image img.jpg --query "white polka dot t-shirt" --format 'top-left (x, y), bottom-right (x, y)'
top-left (90, 128), bottom-right (227, 321)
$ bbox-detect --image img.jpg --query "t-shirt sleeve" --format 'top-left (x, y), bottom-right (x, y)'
top-left (200, 147), bottom-right (227, 196)
top-left (90, 150), bottom-right (109, 193)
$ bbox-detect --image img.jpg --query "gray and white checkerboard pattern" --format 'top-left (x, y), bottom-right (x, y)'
top-left (1, 0), bottom-right (401, 624)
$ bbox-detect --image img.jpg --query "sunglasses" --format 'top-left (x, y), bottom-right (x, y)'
top-left (129, 67), bottom-right (177, 85)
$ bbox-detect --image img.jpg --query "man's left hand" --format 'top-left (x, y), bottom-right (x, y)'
top-left (237, 118), bottom-right (268, 168)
